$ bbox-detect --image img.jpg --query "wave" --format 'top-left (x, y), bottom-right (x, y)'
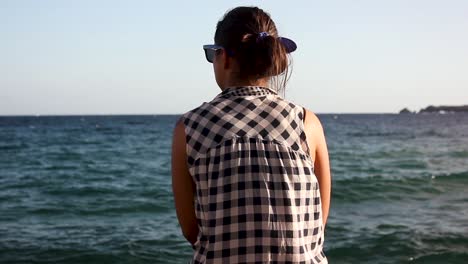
top-left (27, 202), bottom-right (172, 216)
top-left (0, 239), bottom-right (191, 264)
top-left (346, 131), bottom-right (410, 138)
top-left (331, 171), bottom-right (468, 202)
top-left (346, 128), bottom-right (454, 139)
top-left (409, 252), bottom-right (468, 264)
top-left (449, 150), bottom-right (468, 158)
top-left (0, 143), bottom-right (29, 151)
top-left (325, 230), bottom-right (468, 264)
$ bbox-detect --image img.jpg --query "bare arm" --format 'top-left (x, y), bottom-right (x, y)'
top-left (171, 117), bottom-right (198, 245)
top-left (304, 109), bottom-right (332, 226)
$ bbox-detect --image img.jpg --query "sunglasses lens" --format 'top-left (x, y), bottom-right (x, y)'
top-left (204, 49), bottom-right (215, 63)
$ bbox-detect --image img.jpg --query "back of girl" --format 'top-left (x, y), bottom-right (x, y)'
top-left (172, 6), bottom-right (331, 263)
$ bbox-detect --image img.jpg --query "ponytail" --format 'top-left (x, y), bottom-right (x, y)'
top-left (238, 32), bottom-right (288, 79)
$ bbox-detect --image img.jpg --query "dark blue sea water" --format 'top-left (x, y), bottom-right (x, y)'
top-left (1, 113), bottom-right (467, 264)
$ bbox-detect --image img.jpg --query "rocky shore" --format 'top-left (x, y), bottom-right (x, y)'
top-left (399, 105), bottom-right (468, 114)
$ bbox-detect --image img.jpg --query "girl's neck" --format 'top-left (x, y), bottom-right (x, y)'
top-left (221, 78), bottom-right (269, 91)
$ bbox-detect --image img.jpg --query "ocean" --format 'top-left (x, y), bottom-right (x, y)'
top-left (0, 113), bottom-right (467, 264)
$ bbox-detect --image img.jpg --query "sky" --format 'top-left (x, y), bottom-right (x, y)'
top-left (1, 0), bottom-right (467, 115)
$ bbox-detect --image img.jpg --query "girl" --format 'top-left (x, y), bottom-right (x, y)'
top-left (172, 6), bottom-right (331, 263)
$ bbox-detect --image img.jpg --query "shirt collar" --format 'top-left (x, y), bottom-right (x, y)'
top-left (214, 86), bottom-right (278, 100)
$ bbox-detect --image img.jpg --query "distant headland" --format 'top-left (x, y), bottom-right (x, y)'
top-left (399, 105), bottom-right (468, 114)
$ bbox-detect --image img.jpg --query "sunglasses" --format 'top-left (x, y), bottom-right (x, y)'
top-left (203, 36), bottom-right (297, 63)
top-left (203, 44), bottom-right (225, 63)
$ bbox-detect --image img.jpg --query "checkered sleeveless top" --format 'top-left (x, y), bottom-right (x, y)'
top-left (180, 86), bottom-right (327, 263)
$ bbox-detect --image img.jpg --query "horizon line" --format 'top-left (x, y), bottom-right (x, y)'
top-left (0, 112), bottom-right (402, 117)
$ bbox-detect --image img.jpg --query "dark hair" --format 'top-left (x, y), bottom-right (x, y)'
top-left (214, 6), bottom-right (292, 94)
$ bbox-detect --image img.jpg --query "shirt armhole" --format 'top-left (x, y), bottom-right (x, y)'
top-left (301, 106), bottom-right (314, 162)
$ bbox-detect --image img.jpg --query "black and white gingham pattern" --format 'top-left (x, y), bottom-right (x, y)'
top-left (180, 86), bottom-right (327, 263)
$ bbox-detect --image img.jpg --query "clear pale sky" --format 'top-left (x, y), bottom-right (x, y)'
top-left (1, 0), bottom-right (467, 115)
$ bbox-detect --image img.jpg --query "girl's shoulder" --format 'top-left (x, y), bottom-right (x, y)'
top-left (303, 107), bottom-right (323, 128)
